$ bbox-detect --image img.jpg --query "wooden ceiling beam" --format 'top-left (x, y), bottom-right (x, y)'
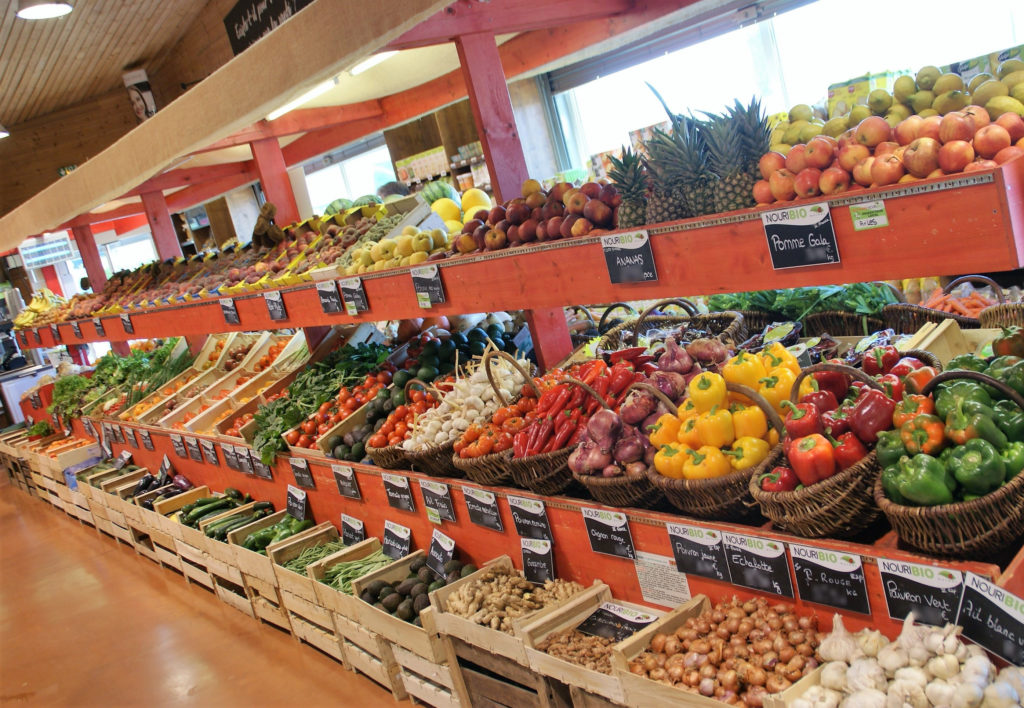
top-left (61, 203), bottom-right (147, 229)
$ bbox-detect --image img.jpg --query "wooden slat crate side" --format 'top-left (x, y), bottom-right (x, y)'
top-left (399, 669), bottom-right (461, 708)
top-left (343, 639), bottom-right (408, 701)
top-left (290, 616), bottom-right (346, 664)
top-left (227, 510), bottom-right (289, 583)
top-left (334, 611), bottom-right (386, 656)
top-left (391, 642), bottom-right (456, 691)
top-left (281, 589), bottom-right (334, 629)
top-left (205, 553), bottom-right (244, 586)
top-left (268, 523), bottom-right (339, 602)
top-left (251, 595), bottom-right (293, 632)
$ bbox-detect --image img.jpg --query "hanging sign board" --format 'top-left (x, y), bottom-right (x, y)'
top-left (790, 543), bottom-right (870, 615)
top-left (601, 231), bottom-right (658, 283)
top-left (411, 265), bottom-right (445, 308)
top-left (339, 277), bottom-right (368, 315)
top-left (879, 559), bottom-right (963, 627)
top-left (762, 202), bottom-right (840, 269)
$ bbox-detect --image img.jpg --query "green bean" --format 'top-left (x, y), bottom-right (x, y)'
top-left (320, 549), bottom-right (391, 594)
top-left (281, 540), bottom-right (346, 573)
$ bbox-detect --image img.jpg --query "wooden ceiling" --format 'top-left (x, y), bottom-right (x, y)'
top-left (0, 0), bottom-right (208, 126)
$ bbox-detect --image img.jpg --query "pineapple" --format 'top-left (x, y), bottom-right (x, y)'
top-left (642, 127), bottom-right (690, 224)
top-left (607, 147), bottom-right (648, 229)
top-left (675, 116), bottom-right (716, 217)
top-left (704, 98), bottom-right (772, 213)
top-left (729, 97), bottom-right (772, 184)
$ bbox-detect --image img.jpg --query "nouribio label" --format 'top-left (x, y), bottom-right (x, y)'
top-left (582, 508), bottom-right (635, 560)
top-left (521, 538), bottom-right (555, 584)
top-left (666, 522), bottom-right (730, 583)
top-left (723, 532), bottom-right (793, 598)
top-left (332, 465), bottom-right (360, 499)
top-left (957, 572), bottom-right (1024, 665)
top-left (790, 544), bottom-right (869, 615)
top-left (382, 520), bottom-right (411, 559)
top-left (507, 495), bottom-right (550, 540)
top-left (426, 529), bottom-right (456, 579)
top-left (419, 480), bottom-right (455, 523)
top-left (762, 202), bottom-right (839, 269)
top-left (382, 473), bottom-right (415, 512)
top-left (879, 559), bottom-right (962, 627)
top-left (576, 602), bottom-right (659, 641)
top-left (463, 486), bottom-right (502, 531)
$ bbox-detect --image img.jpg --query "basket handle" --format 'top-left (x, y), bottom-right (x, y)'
top-left (919, 370), bottom-right (1024, 410)
top-left (788, 362), bottom-right (884, 404)
top-left (598, 303), bottom-right (637, 334)
top-left (943, 275), bottom-right (1005, 304)
top-left (566, 306), bottom-right (596, 332)
top-left (623, 381), bottom-right (676, 414)
top-left (727, 382), bottom-right (786, 435)
top-left (404, 378), bottom-right (440, 403)
top-left (629, 299), bottom-right (698, 347)
top-left (558, 377), bottom-right (612, 411)
top-left (483, 350), bottom-right (540, 406)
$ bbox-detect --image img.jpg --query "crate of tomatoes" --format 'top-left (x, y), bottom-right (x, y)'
top-left (283, 370), bottom-right (394, 454)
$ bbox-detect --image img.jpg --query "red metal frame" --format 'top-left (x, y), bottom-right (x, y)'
top-left (140, 191), bottom-right (183, 260)
top-left (250, 138), bottom-right (299, 227)
top-left (70, 224), bottom-right (108, 292)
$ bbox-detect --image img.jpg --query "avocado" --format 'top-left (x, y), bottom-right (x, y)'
top-left (418, 354), bottom-right (439, 370)
top-left (375, 389), bottom-right (389, 402)
top-left (486, 323), bottom-right (504, 338)
top-left (421, 339), bottom-right (440, 356)
top-left (467, 327), bottom-right (488, 342)
top-left (410, 582), bottom-right (427, 598)
top-left (374, 417), bottom-right (385, 432)
top-left (416, 366), bottom-right (438, 382)
top-left (438, 361), bottom-right (455, 376)
top-left (427, 580), bottom-right (445, 593)
top-left (332, 444), bottom-right (350, 460)
top-left (468, 340), bottom-right (486, 357)
top-left (438, 340), bottom-right (456, 361)
top-left (348, 442), bottom-right (365, 461)
top-left (390, 387), bottom-right (406, 406)
top-left (446, 570), bottom-right (462, 585)
top-left (413, 594), bottom-right (430, 614)
top-left (393, 370), bottom-right (411, 388)
top-left (449, 332), bottom-right (468, 348)
top-left (417, 566), bottom-right (434, 584)
top-left (443, 559), bottom-right (463, 574)
top-left (396, 578), bottom-right (417, 597)
top-left (396, 598), bottom-right (415, 621)
top-left (366, 579), bottom-right (388, 598)
top-left (324, 434), bottom-right (342, 451)
top-left (412, 616), bottom-right (423, 628)
top-left (409, 555), bottom-right (427, 573)
top-left (460, 564), bottom-right (477, 578)
top-left (377, 584), bottom-right (396, 602)
top-left (360, 590), bottom-right (376, 605)
top-left (381, 592), bottom-right (403, 613)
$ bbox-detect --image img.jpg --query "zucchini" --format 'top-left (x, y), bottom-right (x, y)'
top-left (252, 501), bottom-right (274, 512)
top-left (224, 487), bottom-right (243, 501)
top-left (184, 498), bottom-right (231, 522)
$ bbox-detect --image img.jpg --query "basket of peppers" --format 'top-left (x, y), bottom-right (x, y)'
top-left (874, 363), bottom-right (1024, 557)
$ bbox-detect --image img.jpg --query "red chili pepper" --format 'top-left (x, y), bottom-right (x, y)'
top-left (534, 384), bottom-right (565, 418)
top-left (527, 418), bottom-right (555, 456)
top-left (580, 360), bottom-right (608, 386)
top-left (827, 431), bottom-right (868, 471)
top-left (888, 357), bottom-right (924, 378)
top-left (760, 466), bottom-right (800, 492)
top-left (545, 386), bottom-right (573, 420)
top-left (800, 390), bottom-right (839, 414)
top-left (788, 434), bottom-right (836, 486)
top-left (813, 370), bottom-right (851, 402)
top-left (608, 347), bottom-right (646, 364)
top-left (552, 410), bottom-right (580, 449)
top-left (780, 399), bottom-right (824, 439)
top-left (513, 429), bottom-right (528, 457)
top-left (876, 373), bottom-right (904, 401)
top-left (608, 362), bottom-right (636, 397)
top-left (631, 355), bottom-right (655, 366)
top-left (848, 389), bottom-right (897, 444)
top-left (639, 362), bottom-right (659, 376)
top-left (863, 346), bottom-right (900, 376)
top-left (586, 376), bottom-right (611, 415)
top-left (570, 416), bottom-right (589, 445)
top-left (903, 366), bottom-right (937, 395)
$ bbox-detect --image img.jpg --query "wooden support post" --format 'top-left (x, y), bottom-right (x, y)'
top-left (111, 342), bottom-right (131, 356)
top-left (302, 326), bottom-right (332, 352)
top-left (70, 224), bottom-right (108, 292)
top-left (455, 32), bottom-right (529, 204)
top-left (524, 308), bottom-right (573, 372)
top-left (141, 191), bottom-right (183, 260)
top-left (185, 335), bottom-right (209, 357)
top-left (251, 138), bottom-right (300, 226)
top-left (40, 265), bottom-right (64, 297)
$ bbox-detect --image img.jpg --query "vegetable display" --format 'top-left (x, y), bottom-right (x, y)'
top-left (359, 555), bottom-right (475, 626)
top-left (318, 548), bottom-right (393, 595)
top-left (241, 516), bottom-right (314, 554)
top-left (202, 505), bottom-right (274, 542)
top-left (281, 539), bottom-right (347, 574)
top-left (286, 370), bottom-right (393, 454)
top-left (536, 628), bottom-right (617, 674)
top-left (441, 566), bottom-right (584, 633)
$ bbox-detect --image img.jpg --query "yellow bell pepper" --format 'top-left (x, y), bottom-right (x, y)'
top-left (767, 428), bottom-right (780, 447)
top-left (649, 414), bottom-right (682, 449)
top-left (683, 446), bottom-right (732, 479)
top-left (758, 367), bottom-right (797, 414)
top-left (654, 443), bottom-right (688, 479)
top-left (696, 405), bottom-right (735, 448)
top-left (730, 402), bottom-right (768, 440)
top-left (761, 342), bottom-right (801, 376)
top-left (677, 399), bottom-right (698, 421)
top-left (723, 436), bottom-right (771, 471)
top-left (677, 416), bottom-right (702, 449)
top-left (797, 374), bottom-right (819, 401)
top-left (688, 372), bottom-right (727, 413)
top-left (722, 351), bottom-right (767, 391)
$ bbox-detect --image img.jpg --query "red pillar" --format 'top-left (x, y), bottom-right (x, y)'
top-left (40, 265), bottom-right (64, 297)
top-left (455, 32), bottom-right (530, 204)
top-left (524, 308), bottom-right (573, 372)
top-left (141, 191), bottom-right (183, 260)
top-left (251, 138), bottom-right (300, 226)
top-left (71, 224), bottom-right (108, 292)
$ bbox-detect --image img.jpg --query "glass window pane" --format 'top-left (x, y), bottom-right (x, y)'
top-left (341, 145), bottom-right (397, 198)
top-left (305, 164), bottom-right (347, 214)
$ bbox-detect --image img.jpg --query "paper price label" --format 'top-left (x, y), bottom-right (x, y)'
top-left (382, 520), bottom-right (412, 560)
top-left (93, 317), bottom-right (105, 336)
top-left (332, 465), bottom-right (360, 499)
top-left (762, 202), bottom-right (840, 269)
top-left (411, 265), bottom-right (445, 308)
top-left (849, 199), bottom-right (889, 231)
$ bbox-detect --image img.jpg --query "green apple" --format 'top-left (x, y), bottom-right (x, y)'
top-left (394, 235), bottom-right (414, 258)
top-left (789, 104), bottom-right (814, 122)
top-left (412, 231), bottom-right (433, 253)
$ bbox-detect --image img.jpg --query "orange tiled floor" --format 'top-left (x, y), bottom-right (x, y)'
top-left (0, 484), bottom-right (403, 707)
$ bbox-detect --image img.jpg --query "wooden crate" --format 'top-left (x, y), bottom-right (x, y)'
top-left (290, 614), bottom-right (346, 665)
top-left (245, 574), bottom-right (292, 632)
top-left (446, 634), bottom-right (572, 708)
top-left (198, 501), bottom-right (260, 559)
top-left (127, 525), bottom-right (161, 564)
top-left (212, 574), bottom-right (255, 618)
top-left (762, 665), bottom-right (822, 708)
top-left (174, 536), bottom-right (214, 590)
top-left (152, 486), bottom-right (212, 539)
top-left (226, 510), bottom-right (288, 584)
top-left (391, 633), bottom-right (462, 708)
top-left (307, 538), bottom-right (381, 619)
top-left (268, 522), bottom-right (339, 604)
top-left (568, 686), bottom-right (622, 708)
top-left (46, 443), bottom-right (101, 480)
top-left (342, 634), bottom-right (408, 701)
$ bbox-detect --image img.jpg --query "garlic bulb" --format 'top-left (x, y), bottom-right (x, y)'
top-left (926, 653), bottom-right (960, 680)
top-left (820, 614), bottom-right (860, 663)
top-left (840, 689), bottom-right (886, 708)
top-left (886, 678), bottom-right (928, 708)
top-left (795, 686), bottom-right (842, 708)
top-left (894, 666), bottom-right (929, 689)
top-left (821, 661), bottom-right (849, 690)
top-left (952, 682), bottom-right (984, 708)
top-left (856, 629), bottom-right (889, 658)
top-left (926, 679), bottom-right (956, 707)
top-left (980, 681), bottom-right (1020, 708)
top-left (995, 667), bottom-right (1024, 699)
top-left (847, 658), bottom-right (887, 692)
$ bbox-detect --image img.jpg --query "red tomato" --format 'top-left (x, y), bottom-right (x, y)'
top-left (296, 434), bottom-right (313, 448)
top-left (301, 420), bottom-right (317, 435)
top-left (330, 413), bottom-right (346, 425)
top-left (318, 402), bottom-right (333, 415)
top-left (344, 398), bottom-right (359, 411)
top-left (226, 427), bottom-right (240, 437)
top-left (393, 405), bottom-right (408, 419)
top-left (368, 433), bottom-right (387, 448)
top-left (317, 423), bottom-right (331, 435)
top-left (376, 371), bottom-right (392, 384)
top-left (284, 430), bottom-right (300, 445)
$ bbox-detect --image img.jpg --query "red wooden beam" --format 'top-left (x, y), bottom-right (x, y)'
top-left (62, 203), bottom-right (146, 229)
top-left (122, 161), bottom-right (256, 198)
top-left (251, 138), bottom-right (300, 226)
top-left (165, 171), bottom-right (259, 212)
top-left (70, 224), bottom-right (108, 292)
top-left (141, 191), bottom-right (183, 260)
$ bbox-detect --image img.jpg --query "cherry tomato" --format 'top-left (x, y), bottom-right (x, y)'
top-left (317, 423), bottom-right (331, 435)
top-left (393, 405), bottom-right (409, 419)
top-left (344, 398), bottom-right (359, 411)
top-left (380, 421), bottom-right (395, 436)
top-left (393, 422), bottom-right (407, 438)
top-left (412, 400), bottom-right (429, 415)
top-left (387, 434), bottom-right (402, 446)
top-left (376, 371), bottom-right (392, 384)
top-left (409, 389), bottom-right (424, 403)
top-left (226, 427), bottom-right (240, 437)
top-left (301, 420), bottom-right (317, 435)
top-left (368, 433), bottom-right (387, 448)
top-left (330, 413), bottom-right (346, 425)
top-left (284, 430), bottom-right (300, 445)
top-left (296, 434), bottom-right (313, 448)
top-left (318, 402), bottom-right (333, 415)
top-left (453, 439), bottom-right (467, 454)
top-left (318, 412), bottom-right (331, 424)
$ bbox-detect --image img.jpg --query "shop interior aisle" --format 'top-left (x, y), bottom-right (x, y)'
top-left (0, 485), bottom-right (402, 707)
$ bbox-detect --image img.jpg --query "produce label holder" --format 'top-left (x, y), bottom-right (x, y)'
top-left (508, 495), bottom-right (551, 540)
top-left (138, 428), bottom-right (153, 450)
top-left (33, 329), bottom-right (42, 344)
top-left (761, 202), bottom-right (840, 269)
top-left (426, 528), bottom-right (456, 579)
top-left (339, 277), bottom-right (368, 315)
top-left (666, 522), bottom-right (730, 583)
top-left (332, 464), bottom-right (361, 499)
top-left (220, 298), bottom-right (240, 324)
top-left (235, 445), bottom-right (253, 475)
top-left (263, 290), bottom-right (287, 321)
top-left (70, 320), bottom-right (81, 338)
top-left (419, 479), bottom-right (455, 523)
top-left (849, 199), bottom-right (889, 231)
top-left (341, 513), bottom-right (365, 545)
top-left (286, 484), bottom-right (308, 520)
top-left (521, 538), bottom-right (555, 584)
top-left (126, 427), bottom-right (139, 449)
top-left (789, 543), bottom-right (870, 615)
top-left (955, 572), bottom-right (1024, 666)
top-left (382, 520), bottom-right (412, 559)
top-left (200, 438), bottom-right (218, 465)
top-left (600, 231), bottom-right (658, 284)
top-left (462, 486), bottom-right (502, 531)
top-left (221, 443), bottom-right (238, 469)
top-left (93, 318), bottom-right (105, 337)
top-left (171, 434), bottom-right (186, 458)
top-left (251, 451), bottom-right (274, 480)
top-left (120, 313), bottom-right (134, 334)
top-left (879, 558), bottom-right (963, 627)
top-left (410, 265), bottom-right (445, 308)
top-left (50, 324), bottom-right (61, 342)
top-left (582, 508), bottom-right (636, 560)
top-left (382, 472), bottom-right (415, 512)
top-left (289, 457), bottom-right (315, 489)
top-left (722, 531), bottom-right (793, 598)
top-left (316, 280), bottom-right (344, 314)
top-left (185, 436), bottom-right (202, 462)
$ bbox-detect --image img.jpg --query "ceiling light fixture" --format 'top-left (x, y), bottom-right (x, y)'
top-left (0, 124), bottom-right (9, 139)
top-left (16, 1), bottom-right (73, 20)
top-left (266, 78), bottom-right (337, 121)
top-left (350, 51), bottom-right (397, 76)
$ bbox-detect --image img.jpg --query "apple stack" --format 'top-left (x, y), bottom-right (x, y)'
top-left (453, 179), bottom-right (620, 255)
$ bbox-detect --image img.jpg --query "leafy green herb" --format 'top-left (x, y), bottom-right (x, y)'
top-left (28, 420), bottom-right (53, 436)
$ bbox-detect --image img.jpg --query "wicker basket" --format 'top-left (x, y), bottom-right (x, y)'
top-left (979, 303), bottom-right (1024, 328)
top-left (732, 310), bottom-right (782, 335)
top-left (568, 306), bottom-right (599, 348)
top-left (366, 378), bottom-right (434, 471)
top-left (408, 441), bottom-right (458, 478)
top-left (599, 299), bottom-right (747, 351)
top-left (804, 311), bottom-right (884, 338)
top-left (646, 383), bottom-right (784, 521)
top-left (509, 446), bottom-right (579, 496)
top-left (597, 302), bottom-right (638, 334)
top-left (873, 369), bottom-right (1024, 557)
top-left (902, 349), bottom-right (942, 371)
top-left (883, 275), bottom-right (1004, 333)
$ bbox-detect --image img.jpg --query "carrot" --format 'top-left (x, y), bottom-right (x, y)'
top-left (923, 288), bottom-right (946, 309)
top-left (948, 298), bottom-right (974, 317)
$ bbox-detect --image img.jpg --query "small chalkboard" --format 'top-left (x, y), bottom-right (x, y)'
top-left (120, 313), bottom-right (134, 334)
top-left (99, 433), bottom-right (113, 459)
top-left (111, 425), bottom-right (125, 444)
top-left (723, 532), bottom-right (794, 598)
top-left (582, 508), bottom-right (636, 560)
top-left (222, 443), bottom-right (238, 470)
top-left (762, 202), bottom-right (840, 270)
top-left (601, 231), bottom-right (658, 284)
top-left (159, 455), bottom-right (172, 478)
top-left (33, 329), bottom-right (42, 344)
top-left (251, 452), bottom-right (274, 480)
top-left (170, 434), bottom-right (186, 457)
top-left (339, 277), bottom-right (368, 315)
top-left (235, 445), bottom-right (253, 475)
top-left (576, 602), bottom-right (659, 641)
top-left (957, 572), bottom-right (1024, 665)
top-left (419, 480), bottom-right (455, 523)
top-left (316, 281), bottom-right (344, 314)
top-left (507, 495), bottom-right (551, 540)
top-left (790, 543), bottom-right (870, 615)
top-left (286, 484), bottom-right (308, 520)
top-left (382, 520), bottom-right (412, 560)
top-left (93, 317), bottom-right (105, 337)
top-left (185, 436), bottom-right (202, 462)
top-left (382, 473), bottom-right (415, 511)
top-left (410, 265), bottom-right (445, 308)
top-left (112, 450), bottom-right (133, 470)
top-left (200, 439), bottom-right (218, 465)
top-left (463, 486), bottom-right (502, 531)
top-left (426, 528), bottom-right (456, 579)
top-left (878, 558), bottom-right (963, 627)
top-left (666, 522), bottom-right (731, 583)
top-left (341, 514), bottom-right (365, 545)
top-left (332, 464), bottom-right (361, 499)
top-left (125, 427), bottom-right (138, 449)
top-left (50, 324), bottom-right (61, 342)
top-left (31, 392), bottom-right (41, 409)
top-left (71, 321), bottom-right (82, 338)
top-left (289, 457), bottom-right (315, 489)
top-left (138, 428), bottom-right (153, 450)
top-left (521, 538), bottom-right (555, 584)
top-left (220, 298), bottom-right (240, 325)
top-left (264, 290), bottom-right (287, 321)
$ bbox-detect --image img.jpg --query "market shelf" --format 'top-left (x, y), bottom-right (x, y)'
top-left (19, 160), bottom-right (1024, 350)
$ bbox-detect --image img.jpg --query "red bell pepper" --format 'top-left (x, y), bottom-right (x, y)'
top-left (780, 399), bottom-right (824, 439)
top-left (828, 431), bottom-right (868, 470)
top-left (788, 434), bottom-right (836, 485)
top-left (848, 389), bottom-right (897, 444)
top-left (760, 466), bottom-right (800, 492)
top-left (892, 393), bottom-right (935, 428)
top-left (889, 356), bottom-right (924, 378)
top-left (813, 369), bottom-right (851, 403)
top-left (608, 347), bottom-right (647, 364)
top-left (801, 389), bottom-right (839, 414)
top-left (876, 373), bottom-right (904, 401)
top-left (822, 407), bottom-right (850, 436)
top-left (863, 346), bottom-right (900, 376)
top-left (904, 366), bottom-right (937, 395)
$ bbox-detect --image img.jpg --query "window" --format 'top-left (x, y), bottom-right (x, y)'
top-left (304, 144), bottom-right (397, 214)
top-left (105, 232), bottom-right (157, 272)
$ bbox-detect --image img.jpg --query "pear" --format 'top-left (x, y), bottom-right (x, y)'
top-left (783, 120), bottom-right (809, 145)
top-left (972, 80), bottom-right (1009, 109)
top-left (915, 66), bottom-right (941, 91)
top-left (822, 116), bottom-right (849, 137)
top-left (868, 89), bottom-right (893, 115)
top-left (799, 123), bottom-right (823, 142)
top-left (997, 59), bottom-right (1024, 79)
top-left (968, 73), bottom-right (995, 93)
top-left (986, 96), bottom-right (1024, 118)
top-left (769, 143), bottom-right (792, 156)
top-left (932, 90), bottom-right (968, 115)
top-left (1003, 70), bottom-right (1024, 92)
top-left (909, 91), bottom-right (935, 114)
top-left (932, 73), bottom-right (965, 95)
top-left (849, 104), bottom-right (872, 125)
top-left (917, 108), bottom-right (939, 118)
top-left (1012, 83), bottom-right (1024, 104)
top-left (788, 104), bottom-right (814, 122)
top-left (893, 75), bottom-right (917, 105)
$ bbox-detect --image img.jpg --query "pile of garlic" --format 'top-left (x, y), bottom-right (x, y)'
top-left (792, 613), bottom-right (1023, 708)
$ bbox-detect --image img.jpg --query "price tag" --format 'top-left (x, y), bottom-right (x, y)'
top-left (138, 428), bottom-right (153, 451)
top-left (286, 484), bottom-right (308, 520)
top-left (521, 538), bottom-right (555, 584)
top-left (50, 323), bottom-right (61, 342)
top-left (762, 202), bottom-right (840, 269)
top-left (112, 450), bottom-right (133, 470)
top-left (382, 520), bottom-right (412, 560)
top-left (112, 425), bottom-right (125, 444)
top-left (159, 455), bottom-right (172, 478)
top-left (220, 298), bottom-right (240, 325)
top-left (316, 281), bottom-right (344, 314)
top-left (666, 522), bottom-right (731, 583)
top-left (507, 495), bottom-right (550, 540)
top-left (332, 465), bottom-right (361, 499)
top-left (576, 602), bottom-right (659, 641)
top-left (339, 277), bottom-right (368, 314)
top-left (31, 392), bottom-right (41, 409)
top-left (63, 468), bottom-right (78, 491)
top-left (879, 559), bottom-right (963, 627)
top-left (956, 572), bottom-right (1024, 665)
top-left (251, 451), bottom-right (274, 480)
top-left (200, 439), bottom-right (218, 465)
top-left (125, 427), bottom-right (138, 449)
top-left (411, 265), bottom-right (445, 308)
top-left (790, 544), bottom-right (869, 615)
top-left (222, 443), bottom-right (238, 470)
top-left (600, 231), bottom-right (658, 283)
top-left (235, 445), bottom-right (253, 475)
top-left (723, 532), bottom-right (794, 598)
top-left (71, 320), bottom-right (82, 338)
top-left (289, 457), bottom-right (315, 489)
top-left (120, 313), bottom-right (134, 334)
top-left (341, 514), bottom-right (365, 546)
top-left (264, 290), bottom-right (287, 321)
top-left (463, 487), bottom-right (502, 531)
top-left (419, 480), bottom-right (455, 523)
top-left (33, 329), bottom-right (42, 344)
top-left (382, 473), bottom-right (415, 511)
top-left (93, 317), bottom-right (105, 337)
top-left (849, 199), bottom-right (889, 231)
top-left (582, 508), bottom-right (636, 560)
top-left (185, 436), bottom-right (202, 462)
top-left (426, 528), bottom-right (456, 579)
top-left (99, 432), bottom-right (113, 459)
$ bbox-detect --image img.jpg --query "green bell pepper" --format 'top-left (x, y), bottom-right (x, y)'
top-left (881, 465), bottom-right (906, 504)
top-left (945, 400), bottom-right (1008, 450)
top-left (993, 400), bottom-right (1024, 442)
top-left (935, 381), bottom-right (994, 420)
top-left (986, 355), bottom-right (1022, 381)
top-left (999, 361), bottom-right (1024, 398)
top-left (876, 430), bottom-right (907, 468)
top-left (895, 453), bottom-right (955, 506)
top-left (1000, 441), bottom-right (1024, 481)
top-left (947, 439), bottom-right (1006, 496)
top-left (947, 354), bottom-right (989, 373)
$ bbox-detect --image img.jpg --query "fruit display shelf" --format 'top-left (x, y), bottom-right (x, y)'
top-left (19, 159), bottom-right (1024, 360)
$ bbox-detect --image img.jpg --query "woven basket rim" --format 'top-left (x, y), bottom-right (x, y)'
top-left (882, 302), bottom-right (980, 325)
top-left (873, 466), bottom-right (1024, 519)
top-left (599, 311), bottom-right (745, 349)
top-left (750, 449), bottom-right (877, 504)
top-left (406, 441), bottom-right (454, 460)
top-left (510, 443), bottom-right (578, 466)
top-left (573, 466), bottom-right (652, 488)
top-left (645, 461), bottom-right (755, 494)
top-left (452, 448), bottom-right (512, 468)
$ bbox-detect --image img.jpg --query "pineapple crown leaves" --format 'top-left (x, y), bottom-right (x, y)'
top-left (644, 82), bottom-right (711, 183)
top-left (607, 145), bottom-right (648, 199)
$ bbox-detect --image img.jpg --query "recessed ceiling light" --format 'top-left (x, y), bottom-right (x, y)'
top-left (16, 1), bottom-right (73, 20)
top-left (350, 52), bottom-right (398, 76)
top-left (0, 124), bottom-right (9, 139)
top-left (266, 78), bottom-right (337, 121)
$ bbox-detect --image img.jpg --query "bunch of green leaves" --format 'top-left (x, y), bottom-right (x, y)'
top-left (816, 282), bottom-right (900, 316)
top-left (706, 290), bottom-right (777, 313)
top-left (48, 374), bottom-right (96, 419)
top-left (28, 420), bottom-right (53, 436)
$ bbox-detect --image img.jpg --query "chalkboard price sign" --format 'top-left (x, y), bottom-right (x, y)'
top-left (31, 392), bottom-right (41, 409)
top-left (879, 559), bottom-right (963, 627)
top-left (341, 514), bottom-right (365, 546)
top-left (71, 320), bottom-right (82, 338)
top-left (33, 329), bottom-right (42, 344)
top-left (582, 508), bottom-right (636, 560)
top-left (50, 324), bottom-right (61, 342)
top-left (338, 277), bottom-right (368, 314)
top-left (264, 290), bottom-right (287, 321)
top-left (316, 281), bottom-right (344, 314)
top-left (200, 438), bottom-right (218, 465)
top-left (289, 457), bottom-right (315, 489)
top-left (126, 427), bottom-right (139, 449)
top-left (507, 495), bottom-right (551, 540)
top-left (185, 436), bottom-right (202, 462)
top-left (382, 473), bottom-right (415, 512)
top-left (120, 313), bottom-right (134, 334)
top-left (222, 443), bottom-right (238, 470)
top-left (158, 455), bottom-right (172, 478)
top-left (790, 543), bottom-right (870, 615)
top-left (251, 452), bottom-right (274, 480)
top-left (426, 528), bottom-right (457, 579)
top-left (600, 231), bottom-right (658, 284)
top-left (235, 445), bottom-right (253, 475)
top-left (171, 434), bottom-right (187, 458)
top-left (332, 465), bottom-right (361, 499)
top-left (521, 538), bottom-right (555, 584)
top-left (382, 520), bottom-right (412, 560)
top-left (762, 202), bottom-right (840, 270)
top-left (463, 486), bottom-right (502, 531)
top-left (93, 317), bottom-right (105, 337)
top-left (956, 572), bottom-right (1024, 665)
top-left (286, 484), bottom-right (308, 521)
top-left (112, 450), bottom-right (133, 470)
top-left (666, 522), bottom-right (730, 583)
top-left (112, 425), bottom-right (125, 444)
top-left (576, 602), bottom-right (659, 641)
top-left (220, 298), bottom-right (240, 325)
top-left (419, 479), bottom-right (456, 523)
top-left (723, 532), bottom-right (794, 598)
top-left (138, 428), bottom-right (153, 450)
top-left (411, 265), bottom-right (445, 308)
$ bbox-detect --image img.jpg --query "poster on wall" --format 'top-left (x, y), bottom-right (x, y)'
top-left (223, 0), bottom-right (314, 56)
top-left (123, 68), bottom-right (157, 123)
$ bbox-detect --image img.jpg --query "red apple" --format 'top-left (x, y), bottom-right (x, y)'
top-left (768, 169), bottom-right (797, 201)
top-left (548, 182), bottom-right (574, 203)
top-left (506, 224), bottom-right (520, 244)
top-left (484, 229), bottom-right (507, 250)
top-left (579, 182), bottom-right (601, 199)
top-left (995, 112), bottom-right (1024, 143)
top-left (818, 166), bottom-right (850, 195)
top-left (874, 141), bottom-right (899, 157)
top-left (939, 113), bottom-right (974, 144)
top-left (753, 179), bottom-right (774, 204)
top-left (964, 159), bottom-right (999, 172)
top-left (525, 191), bottom-right (546, 209)
top-left (571, 217), bottom-right (594, 237)
top-left (962, 105), bottom-right (991, 131)
top-left (455, 233), bottom-right (477, 254)
top-left (462, 219), bottom-right (483, 234)
top-left (902, 137), bottom-right (941, 177)
top-left (540, 201), bottom-right (564, 221)
top-left (759, 152), bottom-right (787, 180)
top-left (545, 216), bottom-right (563, 240)
top-left (535, 221), bottom-right (548, 241)
top-left (560, 214), bottom-right (578, 239)
top-left (871, 154), bottom-right (905, 185)
top-left (974, 124), bottom-right (1012, 159)
top-left (505, 202), bottom-right (530, 225)
top-left (598, 184), bottom-right (622, 208)
top-left (938, 140), bottom-right (975, 173)
top-left (852, 157), bottom-right (875, 187)
top-left (472, 225), bottom-right (488, 250)
top-left (564, 190), bottom-right (588, 215)
top-left (837, 128), bottom-right (858, 151)
top-left (804, 138), bottom-right (835, 169)
top-left (518, 218), bottom-right (538, 242)
top-left (994, 146), bottom-right (1024, 165)
top-left (785, 144), bottom-right (808, 173)
top-left (855, 116), bottom-right (892, 148)
top-left (919, 116), bottom-right (942, 142)
top-left (894, 116), bottom-right (924, 146)
top-left (837, 144), bottom-right (870, 172)
top-left (582, 198), bottom-right (613, 227)
top-left (794, 168), bottom-right (823, 198)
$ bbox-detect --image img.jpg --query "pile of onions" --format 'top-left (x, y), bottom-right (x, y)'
top-left (627, 596), bottom-right (823, 707)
